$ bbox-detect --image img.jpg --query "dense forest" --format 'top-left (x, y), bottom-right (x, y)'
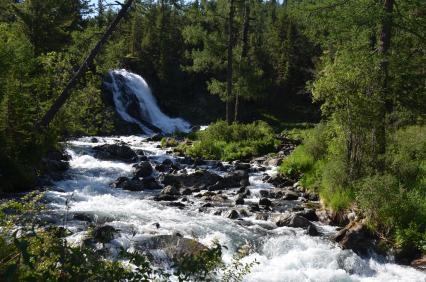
top-left (0, 0), bottom-right (425, 280)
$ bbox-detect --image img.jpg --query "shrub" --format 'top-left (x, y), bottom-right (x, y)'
top-left (160, 137), bottom-right (179, 148)
top-left (279, 145), bottom-right (314, 179)
top-left (303, 122), bottom-right (330, 161)
top-left (186, 121), bottom-right (279, 161)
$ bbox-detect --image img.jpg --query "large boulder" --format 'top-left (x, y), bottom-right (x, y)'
top-left (333, 222), bottom-right (378, 256)
top-left (134, 161), bottom-right (153, 178)
top-left (267, 175), bottom-right (294, 188)
top-left (160, 170), bottom-right (222, 189)
top-left (92, 225), bottom-right (118, 243)
top-left (274, 213), bottom-right (319, 236)
top-left (93, 144), bottom-right (137, 162)
top-left (136, 235), bottom-right (208, 263)
top-left (219, 170), bottom-right (249, 189)
top-left (111, 176), bottom-right (161, 191)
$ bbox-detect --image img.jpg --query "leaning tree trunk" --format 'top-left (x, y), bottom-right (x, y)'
top-left (226, 0), bottom-right (235, 124)
top-left (375, 0), bottom-right (394, 158)
top-left (234, 0), bottom-right (250, 122)
top-left (38, 0), bottom-right (135, 129)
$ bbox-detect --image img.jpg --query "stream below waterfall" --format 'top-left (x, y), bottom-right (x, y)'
top-left (43, 135), bottom-right (426, 282)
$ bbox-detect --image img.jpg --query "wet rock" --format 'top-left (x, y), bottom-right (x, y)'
top-left (141, 176), bottom-right (162, 190)
top-left (220, 170), bottom-right (249, 189)
top-left (225, 209), bottom-right (239, 219)
top-left (251, 156), bottom-right (267, 165)
top-left (308, 193), bottom-right (319, 201)
top-left (72, 212), bottom-right (94, 222)
top-left (93, 225), bottom-right (117, 243)
top-left (202, 203), bottom-right (212, 208)
top-left (134, 161), bottom-right (153, 178)
top-left (233, 161), bottom-right (251, 171)
top-left (267, 175), bottom-right (294, 188)
top-left (274, 213), bottom-right (316, 230)
top-left (162, 159), bottom-right (173, 166)
top-left (91, 137), bottom-right (99, 143)
top-left (240, 178), bottom-right (250, 187)
top-left (237, 187), bottom-right (251, 196)
top-left (161, 185), bottom-right (180, 196)
top-left (146, 134), bottom-right (163, 142)
top-left (152, 222), bottom-right (160, 229)
top-left (316, 209), bottom-right (350, 226)
top-left (135, 149), bottom-right (145, 156)
top-left (259, 190), bottom-right (270, 197)
top-left (162, 170), bottom-right (221, 189)
top-left (193, 158), bottom-right (205, 166)
top-left (239, 209), bottom-right (249, 217)
top-left (283, 191), bottom-right (300, 200)
top-left (207, 181), bottom-right (225, 191)
top-left (263, 157), bottom-right (283, 167)
top-left (296, 209), bottom-right (319, 221)
top-left (167, 202), bottom-right (186, 208)
top-left (333, 222), bottom-right (378, 256)
top-left (112, 177), bottom-right (144, 191)
top-left (178, 156), bottom-right (194, 165)
top-left (137, 235), bottom-right (208, 262)
top-left (155, 194), bottom-right (178, 201)
top-left (306, 225), bottom-right (319, 236)
top-left (393, 245), bottom-right (422, 265)
top-left (235, 196), bottom-right (245, 205)
top-left (259, 198), bottom-right (272, 207)
top-left (93, 144), bottom-right (137, 162)
top-left (255, 213), bottom-right (269, 221)
top-left (411, 255), bottom-right (426, 270)
top-left (181, 188), bottom-right (193, 195)
top-left (249, 203), bottom-right (260, 212)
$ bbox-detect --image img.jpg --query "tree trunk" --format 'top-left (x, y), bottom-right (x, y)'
top-left (38, 0), bottom-right (135, 129)
top-left (234, 0), bottom-right (250, 122)
top-left (376, 0), bottom-right (394, 156)
top-left (226, 0), bottom-right (235, 124)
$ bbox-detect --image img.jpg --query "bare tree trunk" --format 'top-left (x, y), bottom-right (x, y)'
top-left (226, 0), bottom-right (235, 124)
top-left (234, 0), bottom-right (250, 122)
top-left (376, 0), bottom-right (393, 156)
top-left (38, 0), bottom-right (135, 129)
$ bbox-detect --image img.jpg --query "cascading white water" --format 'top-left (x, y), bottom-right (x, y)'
top-left (108, 69), bottom-right (191, 135)
top-left (45, 136), bottom-right (426, 282)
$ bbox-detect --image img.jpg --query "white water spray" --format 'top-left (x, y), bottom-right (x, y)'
top-left (108, 69), bottom-right (191, 134)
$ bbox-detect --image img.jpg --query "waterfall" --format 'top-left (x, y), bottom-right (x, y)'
top-left (107, 69), bottom-right (191, 135)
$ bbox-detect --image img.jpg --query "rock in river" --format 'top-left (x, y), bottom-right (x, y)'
top-left (93, 143), bottom-right (137, 162)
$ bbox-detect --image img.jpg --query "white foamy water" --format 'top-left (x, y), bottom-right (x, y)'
top-left (45, 136), bottom-right (426, 282)
top-left (108, 69), bottom-right (191, 134)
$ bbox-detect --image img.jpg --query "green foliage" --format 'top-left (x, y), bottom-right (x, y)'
top-left (185, 121), bottom-right (279, 161)
top-left (174, 241), bottom-right (223, 281)
top-left (279, 145), bottom-right (314, 179)
top-left (161, 137), bottom-right (179, 148)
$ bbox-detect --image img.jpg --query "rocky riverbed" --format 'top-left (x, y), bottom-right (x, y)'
top-left (40, 135), bottom-right (426, 281)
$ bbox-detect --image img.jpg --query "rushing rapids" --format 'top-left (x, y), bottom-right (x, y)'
top-left (43, 136), bottom-right (426, 282)
top-left (104, 69), bottom-right (191, 135)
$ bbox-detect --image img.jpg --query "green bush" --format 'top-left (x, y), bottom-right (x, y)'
top-left (160, 137), bottom-right (179, 148)
top-left (303, 122), bottom-right (330, 161)
top-left (185, 121), bottom-right (279, 161)
top-left (279, 145), bottom-right (314, 179)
